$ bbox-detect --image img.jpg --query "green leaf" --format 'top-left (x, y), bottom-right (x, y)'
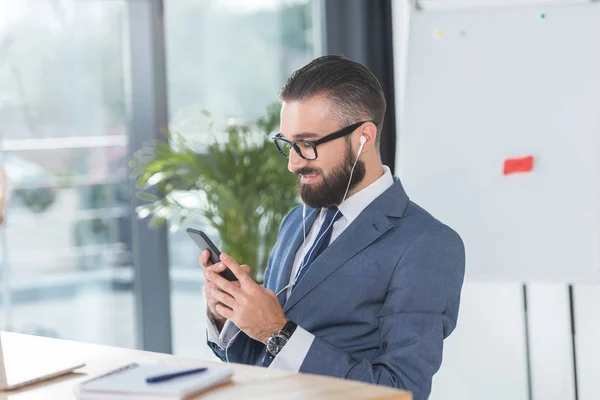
top-left (130, 102), bottom-right (298, 282)
top-left (136, 192), bottom-right (159, 202)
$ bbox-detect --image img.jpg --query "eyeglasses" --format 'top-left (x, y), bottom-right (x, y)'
top-left (272, 120), bottom-right (377, 161)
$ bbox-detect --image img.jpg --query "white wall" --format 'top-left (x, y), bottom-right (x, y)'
top-left (392, 1), bottom-right (600, 398)
top-left (430, 283), bottom-right (530, 400)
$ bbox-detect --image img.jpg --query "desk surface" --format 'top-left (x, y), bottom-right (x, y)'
top-left (0, 332), bottom-right (411, 399)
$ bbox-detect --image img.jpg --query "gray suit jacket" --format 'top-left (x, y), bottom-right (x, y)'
top-left (208, 178), bottom-right (465, 400)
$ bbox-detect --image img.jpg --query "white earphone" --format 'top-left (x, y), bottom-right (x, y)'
top-left (294, 133), bottom-right (367, 289)
top-left (358, 136), bottom-right (366, 157)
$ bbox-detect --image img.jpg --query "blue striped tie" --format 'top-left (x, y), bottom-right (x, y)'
top-left (293, 206), bottom-right (342, 290)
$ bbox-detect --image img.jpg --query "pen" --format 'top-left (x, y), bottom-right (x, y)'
top-left (146, 367), bottom-right (208, 383)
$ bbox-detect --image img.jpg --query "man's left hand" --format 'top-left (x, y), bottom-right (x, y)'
top-left (205, 253), bottom-right (288, 344)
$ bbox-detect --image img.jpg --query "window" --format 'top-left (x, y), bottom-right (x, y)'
top-left (164, 0), bottom-right (318, 358)
top-left (0, 0), bottom-right (135, 347)
top-left (0, 0), bottom-right (320, 353)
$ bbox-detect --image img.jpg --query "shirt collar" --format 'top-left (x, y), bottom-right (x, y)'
top-left (331, 165), bottom-right (394, 225)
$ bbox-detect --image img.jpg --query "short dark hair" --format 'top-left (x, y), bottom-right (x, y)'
top-left (279, 55), bottom-right (387, 149)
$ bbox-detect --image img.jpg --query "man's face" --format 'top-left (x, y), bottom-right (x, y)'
top-left (279, 96), bottom-right (365, 208)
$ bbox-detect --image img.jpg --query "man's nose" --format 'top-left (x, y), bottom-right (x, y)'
top-left (288, 147), bottom-right (308, 173)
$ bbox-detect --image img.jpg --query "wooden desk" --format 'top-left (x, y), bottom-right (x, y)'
top-left (0, 332), bottom-right (411, 399)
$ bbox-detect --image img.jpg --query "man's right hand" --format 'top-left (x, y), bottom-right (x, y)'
top-left (199, 250), bottom-right (249, 331)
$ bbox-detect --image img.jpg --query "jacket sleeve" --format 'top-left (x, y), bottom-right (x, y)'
top-left (207, 330), bottom-right (265, 364)
top-left (298, 226), bottom-right (465, 400)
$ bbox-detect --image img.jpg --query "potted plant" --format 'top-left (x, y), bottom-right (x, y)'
top-left (130, 103), bottom-right (299, 282)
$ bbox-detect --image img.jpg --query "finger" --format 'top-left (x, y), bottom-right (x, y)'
top-left (203, 263), bottom-right (225, 278)
top-left (215, 304), bottom-right (234, 319)
top-left (206, 269), bottom-right (241, 297)
top-left (205, 281), bottom-right (221, 297)
top-left (205, 284), bottom-right (220, 305)
top-left (211, 288), bottom-right (236, 308)
top-left (199, 250), bottom-right (211, 268)
top-left (240, 264), bottom-right (251, 274)
top-left (220, 254), bottom-right (252, 286)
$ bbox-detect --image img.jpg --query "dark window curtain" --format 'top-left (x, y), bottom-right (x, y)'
top-left (322, 0), bottom-right (397, 173)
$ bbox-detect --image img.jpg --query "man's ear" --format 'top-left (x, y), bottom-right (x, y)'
top-left (358, 121), bottom-right (378, 152)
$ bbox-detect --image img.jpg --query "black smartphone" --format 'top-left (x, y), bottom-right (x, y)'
top-left (186, 228), bottom-right (238, 281)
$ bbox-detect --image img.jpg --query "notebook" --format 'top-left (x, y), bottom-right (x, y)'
top-left (74, 363), bottom-right (233, 400)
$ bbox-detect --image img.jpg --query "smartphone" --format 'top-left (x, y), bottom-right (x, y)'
top-left (186, 228), bottom-right (238, 281)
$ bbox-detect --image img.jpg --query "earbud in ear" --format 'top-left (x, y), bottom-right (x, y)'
top-left (356, 136), bottom-right (366, 159)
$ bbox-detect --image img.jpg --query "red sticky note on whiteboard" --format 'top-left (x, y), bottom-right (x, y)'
top-left (504, 155), bottom-right (534, 175)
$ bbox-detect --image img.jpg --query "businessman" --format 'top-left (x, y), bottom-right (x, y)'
top-left (202, 55), bottom-right (465, 400)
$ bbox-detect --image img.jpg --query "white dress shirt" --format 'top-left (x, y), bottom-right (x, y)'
top-left (207, 165), bottom-right (394, 371)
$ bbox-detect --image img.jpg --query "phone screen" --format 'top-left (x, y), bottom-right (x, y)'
top-left (186, 228), bottom-right (238, 281)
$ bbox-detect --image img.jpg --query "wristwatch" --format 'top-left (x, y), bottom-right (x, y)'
top-left (266, 320), bottom-right (297, 359)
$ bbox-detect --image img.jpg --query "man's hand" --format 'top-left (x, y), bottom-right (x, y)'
top-left (199, 250), bottom-right (249, 330)
top-left (205, 253), bottom-right (287, 344)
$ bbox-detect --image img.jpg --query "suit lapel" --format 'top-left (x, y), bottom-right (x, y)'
top-left (283, 205), bottom-right (392, 313)
top-left (273, 208), bottom-right (319, 306)
top-left (282, 180), bottom-right (410, 313)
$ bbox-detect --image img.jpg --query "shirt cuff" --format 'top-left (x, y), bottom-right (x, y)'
top-left (206, 309), bottom-right (240, 349)
top-left (268, 326), bottom-right (315, 372)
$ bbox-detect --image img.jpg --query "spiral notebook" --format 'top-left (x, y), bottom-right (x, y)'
top-left (74, 363), bottom-right (233, 400)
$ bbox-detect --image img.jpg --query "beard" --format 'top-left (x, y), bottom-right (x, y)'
top-left (296, 143), bottom-right (366, 209)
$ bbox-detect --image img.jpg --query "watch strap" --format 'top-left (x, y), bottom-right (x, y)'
top-left (265, 320), bottom-right (297, 362)
top-left (280, 320), bottom-right (297, 339)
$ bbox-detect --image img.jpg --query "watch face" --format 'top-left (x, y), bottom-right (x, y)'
top-left (267, 334), bottom-right (288, 356)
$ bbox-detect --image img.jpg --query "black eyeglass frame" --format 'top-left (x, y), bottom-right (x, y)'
top-left (272, 120), bottom-right (378, 160)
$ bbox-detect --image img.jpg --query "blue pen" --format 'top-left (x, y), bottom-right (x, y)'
top-left (146, 367), bottom-right (208, 383)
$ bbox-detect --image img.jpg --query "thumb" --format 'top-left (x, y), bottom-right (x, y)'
top-left (240, 264), bottom-right (251, 274)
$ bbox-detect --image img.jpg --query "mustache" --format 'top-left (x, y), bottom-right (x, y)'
top-left (296, 167), bottom-right (322, 176)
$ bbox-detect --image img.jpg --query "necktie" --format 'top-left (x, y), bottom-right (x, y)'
top-left (293, 206), bottom-right (342, 290)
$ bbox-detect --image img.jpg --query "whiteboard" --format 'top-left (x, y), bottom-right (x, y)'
top-left (394, 2), bottom-right (600, 282)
